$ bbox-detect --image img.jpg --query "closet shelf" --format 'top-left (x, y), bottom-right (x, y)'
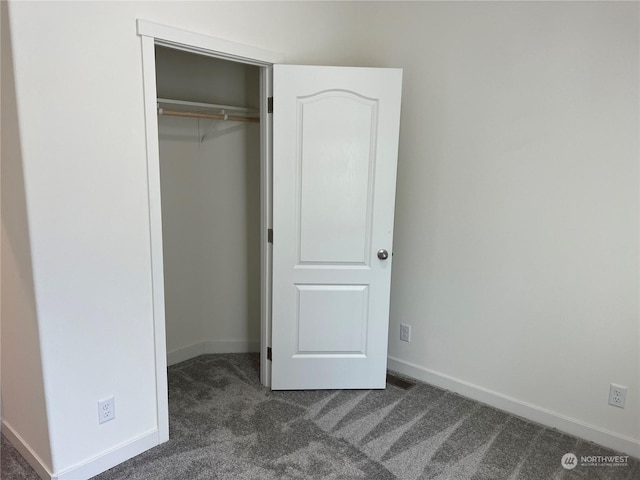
top-left (157, 98), bottom-right (260, 123)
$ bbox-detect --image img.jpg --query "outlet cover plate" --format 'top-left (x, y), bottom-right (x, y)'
top-left (98, 396), bottom-right (115, 423)
top-left (608, 384), bottom-right (627, 408)
top-left (400, 323), bottom-right (411, 342)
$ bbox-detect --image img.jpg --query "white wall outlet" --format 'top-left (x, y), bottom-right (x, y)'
top-left (400, 323), bottom-right (411, 342)
top-left (98, 396), bottom-right (115, 424)
top-left (608, 384), bottom-right (627, 408)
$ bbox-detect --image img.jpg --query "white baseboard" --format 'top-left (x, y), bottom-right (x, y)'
top-left (2, 420), bottom-right (54, 480)
top-left (2, 420), bottom-right (159, 480)
top-left (167, 343), bottom-right (205, 365)
top-left (387, 356), bottom-right (640, 459)
top-left (167, 340), bottom-right (260, 366)
top-left (55, 429), bottom-right (159, 480)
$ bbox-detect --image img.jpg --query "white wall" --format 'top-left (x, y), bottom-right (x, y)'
top-left (367, 1), bottom-right (639, 454)
top-left (3, 1), bottom-right (160, 474)
top-left (156, 49), bottom-right (261, 360)
top-left (1, 2), bottom-right (53, 475)
top-left (197, 117), bottom-right (261, 352)
top-left (1, 1), bottom-right (638, 477)
top-left (157, 115), bottom-right (203, 357)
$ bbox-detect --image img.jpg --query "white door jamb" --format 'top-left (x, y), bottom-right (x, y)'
top-left (137, 19), bottom-right (284, 443)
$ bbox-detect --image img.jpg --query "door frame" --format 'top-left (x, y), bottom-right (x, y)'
top-left (137, 20), bottom-right (284, 442)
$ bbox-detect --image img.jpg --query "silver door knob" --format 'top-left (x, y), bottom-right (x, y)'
top-left (377, 249), bottom-right (389, 260)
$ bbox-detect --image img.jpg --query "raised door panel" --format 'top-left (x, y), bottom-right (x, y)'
top-left (298, 91), bottom-right (377, 265)
top-left (296, 285), bottom-right (369, 355)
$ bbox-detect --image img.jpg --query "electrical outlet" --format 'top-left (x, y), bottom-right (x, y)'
top-left (98, 396), bottom-right (115, 424)
top-left (400, 323), bottom-right (411, 342)
top-left (608, 384), bottom-right (627, 408)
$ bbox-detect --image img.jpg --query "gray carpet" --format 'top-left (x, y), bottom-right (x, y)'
top-left (2, 353), bottom-right (638, 479)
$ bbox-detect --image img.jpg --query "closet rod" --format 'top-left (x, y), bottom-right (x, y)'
top-left (158, 98), bottom-right (257, 114)
top-left (158, 108), bottom-right (260, 123)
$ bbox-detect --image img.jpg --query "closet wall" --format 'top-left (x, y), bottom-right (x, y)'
top-left (155, 47), bottom-right (261, 363)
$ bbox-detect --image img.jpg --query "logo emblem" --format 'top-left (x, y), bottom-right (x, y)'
top-left (561, 453), bottom-right (578, 470)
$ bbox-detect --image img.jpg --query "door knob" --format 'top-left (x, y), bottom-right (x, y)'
top-left (377, 249), bottom-right (389, 260)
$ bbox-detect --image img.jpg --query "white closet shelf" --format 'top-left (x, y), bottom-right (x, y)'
top-left (157, 98), bottom-right (260, 123)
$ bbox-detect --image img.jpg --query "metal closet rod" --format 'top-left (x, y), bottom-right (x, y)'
top-left (158, 108), bottom-right (260, 123)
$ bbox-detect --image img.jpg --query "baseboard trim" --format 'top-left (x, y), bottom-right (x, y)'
top-left (2, 420), bottom-right (54, 480)
top-left (387, 356), bottom-right (640, 459)
top-left (54, 428), bottom-right (159, 480)
top-left (167, 340), bottom-right (260, 366)
top-left (3, 421), bottom-right (160, 480)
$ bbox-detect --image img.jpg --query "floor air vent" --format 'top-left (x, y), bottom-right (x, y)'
top-left (386, 372), bottom-right (416, 390)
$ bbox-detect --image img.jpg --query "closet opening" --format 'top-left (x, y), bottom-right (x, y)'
top-left (154, 45), bottom-right (264, 378)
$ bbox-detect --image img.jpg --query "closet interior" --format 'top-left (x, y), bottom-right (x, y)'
top-left (155, 46), bottom-right (262, 365)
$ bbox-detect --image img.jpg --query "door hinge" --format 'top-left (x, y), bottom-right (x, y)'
top-left (268, 97), bottom-right (273, 114)
top-left (267, 347), bottom-right (272, 361)
top-left (268, 228), bottom-right (273, 244)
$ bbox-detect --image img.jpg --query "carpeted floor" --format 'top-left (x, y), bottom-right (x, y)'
top-left (2, 353), bottom-right (638, 479)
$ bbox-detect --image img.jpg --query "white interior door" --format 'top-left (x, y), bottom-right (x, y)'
top-left (271, 65), bottom-right (403, 390)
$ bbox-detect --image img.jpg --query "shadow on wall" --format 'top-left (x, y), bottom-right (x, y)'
top-left (244, 65), bottom-right (261, 344)
top-left (244, 122), bottom-right (261, 342)
top-left (1, 0), bottom-right (53, 473)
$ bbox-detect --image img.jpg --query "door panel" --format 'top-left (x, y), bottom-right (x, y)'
top-left (272, 65), bottom-right (402, 390)
top-left (298, 91), bottom-right (377, 264)
top-left (296, 284), bottom-right (369, 355)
